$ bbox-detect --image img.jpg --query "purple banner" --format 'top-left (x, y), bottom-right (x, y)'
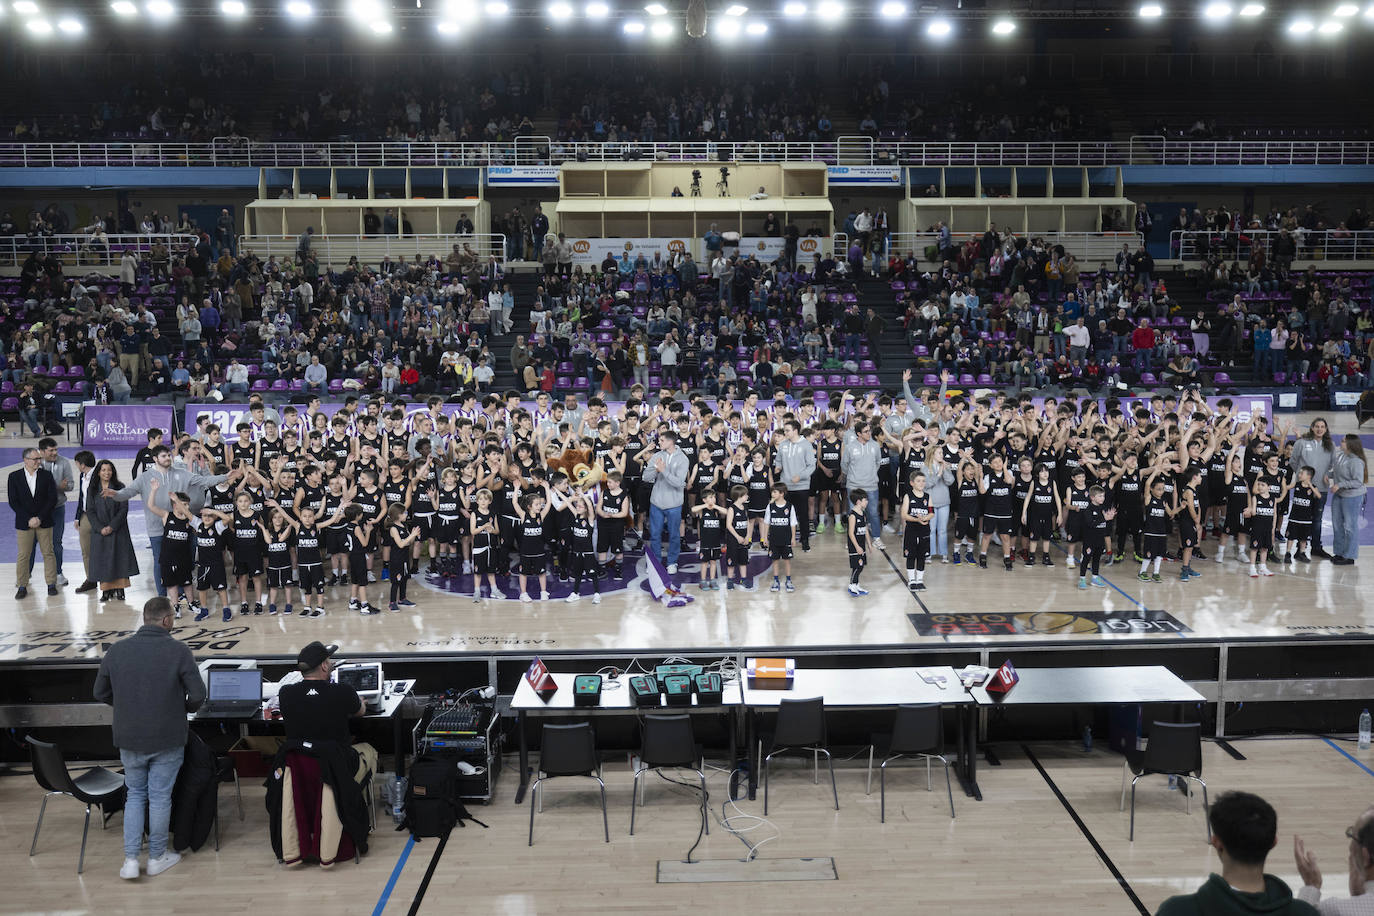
top-left (83, 405), bottom-right (177, 447)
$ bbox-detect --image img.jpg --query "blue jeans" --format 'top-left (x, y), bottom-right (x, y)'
top-left (150, 535), bottom-right (165, 595)
top-left (19, 408), bottom-right (40, 437)
top-left (853, 488), bottom-right (881, 539)
top-left (1331, 492), bottom-right (1362, 560)
top-left (931, 504), bottom-right (950, 558)
top-left (647, 503), bottom-right (683, 568)
top-left (119, 745), bottom-right (185, 859)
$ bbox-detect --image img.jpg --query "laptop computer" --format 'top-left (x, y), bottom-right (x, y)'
top-left (197, 669), bottom-right (264, 719)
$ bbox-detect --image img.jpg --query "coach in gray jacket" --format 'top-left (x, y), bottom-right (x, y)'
top-left (842, 420), bottom-right (883, 544)
top-left (94, 596), bottom-right (206, 879)
top-left (775, 420), bottom-right (817, 551)
top-left (107, 444), bottom-right (238, 596)
top-left (642, 429), bottom-right (690, 573)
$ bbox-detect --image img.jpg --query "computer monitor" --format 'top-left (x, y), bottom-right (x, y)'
top-left (335, 662), bottom-right (384, 707)
top-left (207, 668), bottom-right (263, 702)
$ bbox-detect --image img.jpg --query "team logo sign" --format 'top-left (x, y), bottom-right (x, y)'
top-left (908, 609), bottom-right (1191, 637)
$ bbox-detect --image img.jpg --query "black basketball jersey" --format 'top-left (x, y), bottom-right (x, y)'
top-left (194, 522), bottom-right (227, 567)
top-left (294, 525), bottom-right (323, 565)
top-left (766, 502), bottom-right (795, 542)
top-left (1145, 496), bottom-right (1170, 536)
top-left (518, 517), bottom-right (546, 555)
top-left (982, 473), bottom-right (1015, 518)
top-left (264, 528), bottom-right (292, 568)
top-left (698, 506), bottom-right (724, 548)
top-left (161, 515), bottom-right (194, 567)
top-left (601, 488), bottom-right (628, 520)
top-left (232, 511), bottom-right (262, 555)
top-left (436, 486), bottom-right (461, 520)
top-left (568, 516), bottom-right (595, 554)
top-left (905, 492), bottom-right (931, 535)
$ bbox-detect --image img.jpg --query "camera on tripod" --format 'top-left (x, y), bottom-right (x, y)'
top-left (689, 169), bottom-right (702, 197)
top-left (718, 166), bottom-right (730, 180)
top-left (716, 166), bottom-right (731, 197)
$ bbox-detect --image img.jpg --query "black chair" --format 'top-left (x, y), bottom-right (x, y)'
top-left (27, 736), bottom-right (127, 874)
top-left (866, 704), bottom-right (955, 823)
top-left (1121, 721), bottom-right (1209, 842)
top-left (759, 697), bottom-right (838, 816)
top-left (630, 714), bottom-right (707, 837)
top-left (212, 754), bottom-right (245, 851)
top-left (528, 722), bottom-right (609, 847)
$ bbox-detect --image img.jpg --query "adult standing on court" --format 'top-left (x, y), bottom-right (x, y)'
top-left (9, 447), bottom-right (59, 599)
top-left (642, 429), bottom-right (689, 574)
top-left (842, 420), bottom-right (884, 549)
top-left (71, 449), bottom-right (98, 593)
top-left (87, 459), bottom-right (140, 602)
top-left (1329, 434), bottom-right (1368, 565)
top-left (93, 596), bottom-right (206, 880)
top-left (35, 437), bottom-right (75, 586)
top-left (1291, 418), bottom-right (1336, 559)
top-left (775, 420), bottom-right (817, 552)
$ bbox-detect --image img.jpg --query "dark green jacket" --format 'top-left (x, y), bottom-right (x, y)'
top-left (1157, 874), bottom-right (1320, 916)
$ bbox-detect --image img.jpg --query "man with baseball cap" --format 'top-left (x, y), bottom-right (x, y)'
top-left (277, 641), bottom-right (377, 785)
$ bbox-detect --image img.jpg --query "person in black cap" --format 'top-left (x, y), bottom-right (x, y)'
top-left (277, 641), bottom-right (377, 785)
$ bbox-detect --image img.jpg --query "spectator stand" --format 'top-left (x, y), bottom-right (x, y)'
top-left (0, 233), bottom-right (199, 272)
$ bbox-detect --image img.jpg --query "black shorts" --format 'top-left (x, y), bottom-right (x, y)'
top-left (1026, 514), bottom-right (1055, 542)
top-left (473, 543), bottom-right (500, 575)
top-left (1224, 508), bottom-right (1247, 537)
top-left (1065, 514), bottom-right (1083, 543)
top-left (849, 551), bottom-right (867, 571)
top-left (813, 470), bottom-right (841, 492)
top-left (768, 542), bottom-right (793, 561)
top-left (1285, 520), bottom-right (1314, 543)
top-left (298, 563), bottom-right (325, 593)
top-left (1115, 513), bottom-right (1143, 536)
top-left (955, 514), bottom-right (979, 540)
top-left (1178, 521), bottom-right (1198, 549)
top-left (698, 544), bottom-right (725, 564)
top-left (1142, 533), bottom-right (1169, 559)
top-left (597, 521), bottom-right (626, 554)
top-left (390, 555), bottom-right (411, 580)
top-left (233, 555), bottom-right (263, 577)
top-left (161, 562), bottom-right (193, 589)
top-left (195, 564), bottom-right (227, 592)
top-left (434, 517), bottom-right (463, 544)
top-left (325, 528), bottom-right (350, 554)
top-left (727, 541), bottom-right (750, 567)
top-left (982, 515), bottom-right (1015, 536)
top-left (348, 552), bottom-right (369, 583)
top-left (266, 566), bottom-right (293, 589)
top-left (903, 532), bottom-right (930, 560)
top-left (520, 553), bottom-right (547, 576)
top-left (1249, 524), bottom-right (1274, 550)
top-left (413, 515), bottom-right (435, 540)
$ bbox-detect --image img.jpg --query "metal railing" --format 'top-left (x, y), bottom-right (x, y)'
top-left (888, 230), bottom-right (1144, 266)
top-left (1168, 228), bottom-right (1374, 262)
top-left (0, 232), bottom-right (200, 270)
top-left (3, 137), bottom-right (1374, 169)
top-left (236, 233), bottom-right (508, 269)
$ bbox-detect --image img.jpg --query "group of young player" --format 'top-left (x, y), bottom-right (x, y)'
top-left (126, 380), bottom-right (1323, 621)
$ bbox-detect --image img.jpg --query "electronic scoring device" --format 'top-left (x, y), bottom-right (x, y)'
top-left (334, 662), bottom-right (384, 710)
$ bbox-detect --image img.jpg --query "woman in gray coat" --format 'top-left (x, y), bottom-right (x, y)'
top-left (87, 459), bottom-right (139, 602)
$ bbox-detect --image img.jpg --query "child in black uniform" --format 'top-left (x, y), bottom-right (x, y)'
top-left (284, 505), bottom-right (331, 617)
top-left (690, 488), bottom-right (726, 591)
top-left (596, 472), bottom-right (631, 579)
top-left (145, 480), bottom-right (195, 618)
top-left (515, 490), bottom-right (551, 602)
top-left (564, 493), bottom-right (602, 604)
top-left (901, 471), bottom-right (932, 591)
top-left (386, 504), bottom-right (422, 612)
top-left (1077, 486), bottom-right (1115, 589)
top-left (259, 506), bottom-right (295, 615)
top-left (725, 485), bottom-right (753, 591)
top-left (470, 488), bottom-right (503, 601)
top-left (846, 489), bottom-right (870, 597)
top-left (1283, 466), bottom-right (1320, 564)
top-left (231, 490), bottom-right (266, 616)
top-left (1021, 464), bottom-right (1062, 567)
top-left (1244, 478), bottom-right (1278, 578)
top-left (764, 483), bottom-right (797, 593)
top-left (344, 505), bottom-right (378, 615)
top-left (192, 507), bottom-right (232, 623)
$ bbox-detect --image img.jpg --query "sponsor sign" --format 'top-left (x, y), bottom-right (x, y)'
top-left (82, 404), bottom-right (177, 447)
top-left (486, 165), bottom-right (561, 185)
top-left (908, 609), bottom-right (1192, 637)
top-left (826, 165), bottom-right (901, 185)
top-left (183, 401), bottom-right (354, 434)
top-left (567, 237), bottom-right (691, 267)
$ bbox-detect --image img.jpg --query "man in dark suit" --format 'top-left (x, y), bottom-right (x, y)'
top-left (9, 447), bottom-right (59, 598)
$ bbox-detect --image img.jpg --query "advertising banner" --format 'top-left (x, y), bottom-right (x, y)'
top-left (82, 404), bottom-right (177, 447)
top-left (485, 165), bottom-right (561, 185)
top-left (183, 401), bottom-right (353, 434)
top-left (566, 237), bottom-right (691, 267)
top-left (826, 165), bottom-right (902, 185)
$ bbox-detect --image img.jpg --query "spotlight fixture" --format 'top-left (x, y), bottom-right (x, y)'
top-left (220, 0), bottom-right (245, 13)
top-left (644, 1), bottom-right (665, 11)
top-left (14, 0), bottom-right (39, 13)
top-left (436, 18), bottom-right (459, 31)
top-left (1138, 2), bottom-right (1163, 14)
top-left (1333, 2), bottom-right (1357, 12)
top-left (926, 16), bottom-right (950, 34)
top-left (586, 1), bottom-right (609, 15)
top-left (1317, 17), bottom-right (1342, 30)
top-left (1287, 16), bottom-right (1313, 30)
top-left (26, 15), bottom-right (52, 31)
top-left (110, 0), bottom-right (137, 12)
top-left (745, 18), bottom-right (765, 30)
top-left (782, 0), bottom-right (806, 12)
top-left (623, 17), bottom-right (643, 29)
top-left (1202, 1), bottom-right (1231, 17)
top-left (1237, 2), bottom-right (1262, 13)
top-left (56, 14), bottom-right (83, 30)
top-left (483, 0), bottom-right (507, 11)
top-left (716, 15), bottom-right (739, 34)
top-left (548, 1), bottom-right (573, 16)
top-left (145, 0), bottom-right (174, 17)
top-left (724, 2), bottom-right (745, 11)
top-left (878, 0), bottom-right (905, 15)
top-left (369, 17), bottom-right (392, 30)
top-left (991, 16), bottom-right (1014, 32)
top-left (649, 16), bottom-right (671, 33)
top-left (816, 0), bottom-right (841, 17)
top-left (285, 0), bottom-right (311, 16)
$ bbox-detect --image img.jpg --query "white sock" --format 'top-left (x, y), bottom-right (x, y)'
top-left (907, 570), bottom-right (916, 583)
top-left (1141, 560), bottom-right (1149, 575)
top-left (1153, 557), bottom-right (1162, 574)
top-left (916, 570), bottom-right (924, 583)
top-left (1217, 545), bottom-right (1226, 560)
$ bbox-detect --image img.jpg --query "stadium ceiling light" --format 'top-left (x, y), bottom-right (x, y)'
top-left (483, 0), bottom-right (508, 11)
top-left (643, 1), bottom-right (665, 12)
top-left (745, 17), bottom-right (765, 31)
top-left (1138, 2), bottom-right (1163, 14)
top-left (648, 16), bottom-right (671, 33)
top-left (724, 2), bottom-right (746, 11)
top-left (1237, 2), bottom-right (1262, 13)
top-left (285, 0), bottom-right (311, 16)
top-left (1287, 15), bottom-right (1314, 30)
top-left (623, 16), bottom-right (643, 29)
top-left (1317, 16), bottom-right (1342, 29)
top-left (926, 16), bottom-right (950, 34)
top-left (586, 1), bottom-right (609, 15)
top-left (145, 0), bottom-right (174, 16)
top-left (26, 15), bottom-right (52, 30)
top-left (1202, 1), bottom-right (1231, 17)
top-left (716, 15), bottom-right (739, 34)
top-left (991, 16), bottom-right (1015, 32)
top-left (110, 0), bottom-right (137, 13)
top-left (816, 0), bottom-right (841, 18)
top-left (1333, 2), bottom-right (1358, 13)
top-left (220, 0), bottom-right (245, 14)
top-left (14, 0), bottom-right (39, 12)
top-left (436, 18), bottom-right (459, 31)
top-left (1365, 3), bottom-right (1374, 17)
top-left (782, 0), bottom-right (806, 12)
top-left (56, 14), bottom-right (83, 29)
top-left (548, 1), bottom-right (573, 17)
top-left (369, 17), bottom-right (392, 30)
top-left (878, 0), bottom-right (905, 16)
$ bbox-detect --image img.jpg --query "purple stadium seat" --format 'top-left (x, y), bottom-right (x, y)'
top-left (30, 366), bottom-right (47, 377)
top-left (977, 374), bottom-right (993, 385)
top-left (862, 374), bottom-right (880, 387)
top-left (647, 375), bottom-right (662, 388)
top-left (1214, 372), bottom-right (1233, 386)
top-left (1139, 373), bottom-right (1157, 385)
top-left (573, 377), bottom-right (589, 389)
top-left (596, 332), bottom-right (612, 344)
top-left (558, 362), bottom-right (573, 373)
top-left (923, 374), bottom-right (939, 387)
top-left (48, 366), bottom-right (64, 378)
top-left (246, 364), bottom-right (260, 377)
top-left (270, 379), bottom-right (289, 391)
top-left (859, 360), bottom-right (875, 371)
top-left (846, 374), bottom-right (862, 386)
top-left (827, 374), bottom-right (843, 387)
top-left (1, 382), bottom-right (13, 394)
top-left (891, 281), bottom-right (906, 291)
top-left (958, 373), bottom-right (975, 386)
top-left (598, 319), bottom-right (613, 329)
top-left (556, 376), bottom-right (571, 389)
top-left (53, 380), bottom-right (71, 393)
top-left (251, 379), bottom-right (269, 392)
top-left (289, 380), bottom-right (305, 391)
top-left (914, 346), bottom-right (929, 357)
top-left (328, 379), bottom-right (345, 392)
top-left (736, 360), bottom-right (751, 372)
top-left (1272, 372), bottom-right (1286, 385)
top-left (2, 398), bottom-right (17, 411)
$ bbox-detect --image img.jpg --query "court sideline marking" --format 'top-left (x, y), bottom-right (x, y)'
top-left (371, 834), bottom-right (416, 916)
top-left (1324, 737), bottom-right (1374, 778)
top-left (1023, 744), bottom-right (1150, 916)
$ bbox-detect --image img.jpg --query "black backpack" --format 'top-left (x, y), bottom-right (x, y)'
top-left (399, 755), bottom-right (487, 839)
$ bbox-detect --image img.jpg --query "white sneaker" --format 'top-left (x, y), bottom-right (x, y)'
top-left (57, 575), bottom-right (69, 586)
top-left (667, 564), bottom-right (678, 574)
top-left (146, 851), bottom-right (181, 877)
top-left (565, 592), bottom-right (580, 603)
top-left (120, 857), bottom-right (140, 880)
top-left (1214, 553), bottom-right (1225, 564)
top-left (872, 537), bottom-right (885, 551)
top-left (882, 523), bottom-right (896, 534)
top-left (1260, 565), bottom-right (1274, 577)
top-left (592, 592), bottom-right (601, 604)
top-left (520, 592), bottom-right (532, 603)
top-left (540, 591), bottom-right (550, 601)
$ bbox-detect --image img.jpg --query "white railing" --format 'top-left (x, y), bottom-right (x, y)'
top-left (236, 233), bottom-right (508, 269)
top-left (3, 137), bottom-right (1374, 169)
top-left (0, 232), bottom-right (200, 270)
top-left (1168, 228), bottom-right (1374, 262)
top-left (889, 231), bottom-right (1144, 266)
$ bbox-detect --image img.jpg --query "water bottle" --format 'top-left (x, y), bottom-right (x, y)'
top-left (1360, 709), bottom-right (1371, 751)
top-left (1081, 725), bottom-right (1093, 752)
top-left (392, 776), bottom-right (406, 824)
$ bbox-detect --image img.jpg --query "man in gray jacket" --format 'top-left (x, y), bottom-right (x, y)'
top-left (107, 445), bottom-right (237, 596)
top-left (842, 420), bottom-right (884, 547)
top-left (642, 429), bottom-right (690, 573)
top-left (94, 597), bottom-right (206, 879)
top-left (774, 420), bottom-right (817, 551)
